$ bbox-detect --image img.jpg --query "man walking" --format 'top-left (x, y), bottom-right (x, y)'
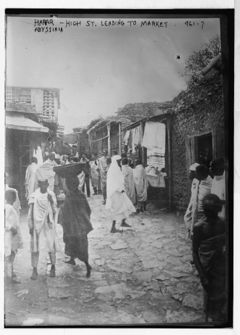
top-left (28, 179), bottom-right (57, 280)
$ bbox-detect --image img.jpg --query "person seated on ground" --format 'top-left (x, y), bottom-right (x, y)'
top-left (192, 194), bottom-right (226, 322)
top-left (58, 176), bottom-right (93, 278)
top-left (4, 189), bottom-right (23, 283)
top-left (210, 158), bottom-right (226, 219)
top-left (106, 155), bottom-right (136, 233)
top-left (121, 157), bottom-right (136, 207)
top-left (133, 159), bottom-right (148, 213)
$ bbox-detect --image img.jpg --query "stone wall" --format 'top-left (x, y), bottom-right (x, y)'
top-left (170, 73), bottom-right (225, 211)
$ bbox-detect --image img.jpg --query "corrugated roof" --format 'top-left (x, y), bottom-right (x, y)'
top-left (6, 115), bottom-right (49, 133)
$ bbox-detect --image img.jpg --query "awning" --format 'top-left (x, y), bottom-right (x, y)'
top-left (6, 115), bottom-right (49, 133)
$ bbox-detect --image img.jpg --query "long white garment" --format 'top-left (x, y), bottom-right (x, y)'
top-left (131, 126), bottom-right (143, 153)
top-left (106, 155), bottom-right (136, 221)
top-left (4, 203), bottom-right (23, 257)
top-left (122, 165), bottom-right (136, 205)
top-left (191, 175), bottom-right (212, 233)
top-left (123, 130), bottom-right (131, 146)
top-left (28, 188), bottom-right (58, 253)
top-left (211, 172), bottom-right (225, 218)
top-left (5, 185), bottom-right (21, 215)
top-left (184, 178), bottom-right (199, 232)
top-left (25, 162), bottom-right (38, 200)
top-left (33, 146), bottom-right (43, 166)
top-left (35, 159), bottom-right (57, 192)
top-left (133, 164), bottom-right (148, 202)
top-left (142, 122), bottom-right (166, 153)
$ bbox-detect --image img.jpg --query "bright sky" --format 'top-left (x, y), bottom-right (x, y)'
top-left (6, 16), bottom-right (220, 133)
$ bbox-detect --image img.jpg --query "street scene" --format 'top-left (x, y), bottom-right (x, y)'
top-left (4, 12), bottom-right (231, 328)
top-left (5, 194), bottom-right (205, 326)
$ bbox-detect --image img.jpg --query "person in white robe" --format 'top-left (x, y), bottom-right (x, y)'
top-left (106, 155), bottom-right (136, 233)
top-left (133, 160), bottom-right (148, 213)
top-left (90, 154), bottom-right (100, 195)
top-left (184, 163), bottom-right (200, 238)
top-left (35, 152), bottom-right (57, 192)
top-left (5, 172), bottom-right (21, 215)
top-left (191, 165), bottom-right (212, 235)
top-left (28, 179), bottom-right (58, 280)
top-left (121, 158), bottom-right (136, 206)
top-left (5, 189), bottom-right (23, 283)
top-left (25, 157), bottom-right (38, 201)
top-left (210, 158), bottom-right (226, 219)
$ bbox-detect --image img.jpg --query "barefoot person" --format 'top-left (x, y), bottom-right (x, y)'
top-left (28, 179), bottom-right (58, 280)
top-left (106, 154), bottom-right (136, 233)
top-left (59, 176), bottom-right (93, 278)
top-left (4, 189), bottom-right (23, 283)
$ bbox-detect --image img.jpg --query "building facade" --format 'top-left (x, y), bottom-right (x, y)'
top-left (6, 86), bottom-right (60, 122)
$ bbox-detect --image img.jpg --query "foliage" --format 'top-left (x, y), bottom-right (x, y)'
top-left (184, 35), bottom-right (221, 77)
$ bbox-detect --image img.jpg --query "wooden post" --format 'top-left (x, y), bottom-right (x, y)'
top-left (118, 122), bottom-right (122, 154)
top-left (167, 117), bottom-right (172, 210)
top-left (88, 131), bottom-right (92, 155)
top-left (107, 123), bottom-right (111, 156)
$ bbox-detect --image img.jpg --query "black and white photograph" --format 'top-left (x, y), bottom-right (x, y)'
top-left (4, 8), bottom-right (233, 328)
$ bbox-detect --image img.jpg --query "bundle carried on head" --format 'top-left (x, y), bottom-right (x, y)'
top-left (53, 162), bottom-right (85, 178)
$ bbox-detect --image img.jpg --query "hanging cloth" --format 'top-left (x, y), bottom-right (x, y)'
top-left (142, 122), bottom-right (166, 154)
top-left (131, 125), bottom-right (143, 153)
top-left (123, 130), bottom-right (131, 146)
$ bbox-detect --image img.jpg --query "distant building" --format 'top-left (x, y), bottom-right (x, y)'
top-left (6, 86), bottom-right (60, 122)
top-left (56, 124), bottom-right (64, 138)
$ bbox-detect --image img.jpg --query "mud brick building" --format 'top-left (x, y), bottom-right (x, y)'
top-left (121, 57), bottom-right (225, 212)
top-left (170, 70), bottom-right (224, 210)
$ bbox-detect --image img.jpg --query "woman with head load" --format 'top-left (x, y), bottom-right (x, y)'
top-left (59, 175), bottom-right (93, 277)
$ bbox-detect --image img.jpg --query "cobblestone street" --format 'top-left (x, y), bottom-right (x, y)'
top-left (5, 195), bottom-right (205, 326)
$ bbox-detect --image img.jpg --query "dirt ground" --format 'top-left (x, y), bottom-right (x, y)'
top-left (5, 194), bottom-right (205, 326)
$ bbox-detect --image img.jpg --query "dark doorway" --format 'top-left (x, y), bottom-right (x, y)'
top-left (195, 132), bottom-right (213, 167)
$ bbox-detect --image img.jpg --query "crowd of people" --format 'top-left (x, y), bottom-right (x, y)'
top-left (4, 150), bottom-right (227, 322)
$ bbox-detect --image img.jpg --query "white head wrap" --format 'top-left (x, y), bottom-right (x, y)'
top-left (189, 163), bottom-right (200, 171)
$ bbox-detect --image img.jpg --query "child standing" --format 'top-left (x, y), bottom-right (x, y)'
top-left (4, 189), bottom-right (23, 283)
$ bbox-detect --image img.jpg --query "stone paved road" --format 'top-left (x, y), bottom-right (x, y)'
top-left (5, 194), bottom-right (205, 326)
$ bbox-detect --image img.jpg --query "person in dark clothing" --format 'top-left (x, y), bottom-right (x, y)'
top-left (59, 176), bottom-right (93, 278)
top-left (192, 193), bottom-right (226, 322)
